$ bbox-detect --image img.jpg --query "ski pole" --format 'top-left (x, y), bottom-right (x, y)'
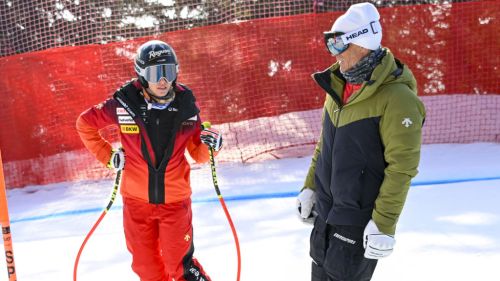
top-left (202, 122), bottom-right (241, 281)
top-left (73, 169), bottom-right (122, 281)
top-left (0, 150), bottom-right (17, 281)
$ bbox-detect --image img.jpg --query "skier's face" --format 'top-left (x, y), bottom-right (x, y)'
top-left (335, 44), bottom-right (370, 73)
top-left (148, 77), bottom-right (172, 99)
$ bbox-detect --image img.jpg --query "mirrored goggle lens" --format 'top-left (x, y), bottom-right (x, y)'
top-left (324, 32), bottom-right (348, 56)
top-left (144, 64), bottom-right (177, 83)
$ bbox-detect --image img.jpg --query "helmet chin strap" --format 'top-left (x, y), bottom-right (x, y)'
top-left (142, 88), bottom-right (176, 109)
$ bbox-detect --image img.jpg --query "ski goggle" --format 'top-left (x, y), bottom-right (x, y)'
top-left (324, 32), bottom-right (348, 56)
top-left (139, 63), bottom-right (178, 83)
top-left (323, 21), bottom-right (382, 56)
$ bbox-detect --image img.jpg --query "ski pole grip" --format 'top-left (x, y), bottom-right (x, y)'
top-left (201, 121), bottom-right (211, 130)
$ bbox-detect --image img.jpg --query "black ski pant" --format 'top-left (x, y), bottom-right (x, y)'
top-left (309, 218), bottom-right (378, 281)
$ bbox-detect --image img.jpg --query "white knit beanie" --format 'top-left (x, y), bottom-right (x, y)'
top-left (330, 2), bottom-right (382, 50)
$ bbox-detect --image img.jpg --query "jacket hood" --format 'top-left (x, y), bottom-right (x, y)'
top-left (367, 48), bottom-right (417, 93)
top-left (313, 48), bottom-right (417, 106)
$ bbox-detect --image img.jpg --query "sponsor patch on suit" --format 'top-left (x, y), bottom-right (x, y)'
top-left (120, 125), bottom-right (139, 134)
top-left (118, 115), bottom-right (135, 124)
top-left (116, 107), bottom-right (128, 115)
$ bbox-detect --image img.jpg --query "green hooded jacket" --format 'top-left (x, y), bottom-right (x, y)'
top-left (303, 49), bottom-right (426, 235)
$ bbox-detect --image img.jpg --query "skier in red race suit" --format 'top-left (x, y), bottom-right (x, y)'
top-left (76, 40), bottom-right (222, 281)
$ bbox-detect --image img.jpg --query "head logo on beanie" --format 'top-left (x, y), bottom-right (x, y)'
top-left (329, 2), bottom-right (382, 50)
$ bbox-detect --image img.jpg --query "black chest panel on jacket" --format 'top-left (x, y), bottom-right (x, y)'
top-left (145, 101), bottom-right (178, 168)
top-left (315, 111), bottom-right (386, 228)
top-left (113, 82), bottom-right (200, 204)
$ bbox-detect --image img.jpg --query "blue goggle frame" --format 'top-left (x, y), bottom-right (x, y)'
top-left (324, 32), bottom-right (348, 56)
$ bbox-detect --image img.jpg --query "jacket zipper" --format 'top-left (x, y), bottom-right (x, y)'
top-left (154, 117), bottom-right (160, 204)
top-left (327, 103), bottom-right (342, 224)
top-left (332, 105), bottom-right (342, 146)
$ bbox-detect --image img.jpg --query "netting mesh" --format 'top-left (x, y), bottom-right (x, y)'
top-left (0, 0), bottom-right (485, 57)
top-left (0, 0), bottom-right (499, 187)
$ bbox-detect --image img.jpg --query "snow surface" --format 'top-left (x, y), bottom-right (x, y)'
top-left (1, 143), bottom-right (500, 281)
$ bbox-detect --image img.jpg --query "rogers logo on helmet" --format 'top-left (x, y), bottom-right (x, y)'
top-left (149, 49), bottom-right (170, 59)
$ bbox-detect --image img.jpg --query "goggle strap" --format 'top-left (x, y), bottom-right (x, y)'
top-left (339, 21), bottom-right (381, 44)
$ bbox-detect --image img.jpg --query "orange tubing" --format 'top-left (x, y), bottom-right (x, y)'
top-left (0, 150), bottom-right (17, 281)
top-left (73, 169), bottom-right (121, 281)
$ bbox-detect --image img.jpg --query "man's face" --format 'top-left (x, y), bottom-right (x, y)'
top-left (335, 44), bottom-right (370, 73)
top-left (148, 78), bottom-right (172, 101)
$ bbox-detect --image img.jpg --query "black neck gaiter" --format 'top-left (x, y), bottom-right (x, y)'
top-left (341, 48), bottom-right (386, 84)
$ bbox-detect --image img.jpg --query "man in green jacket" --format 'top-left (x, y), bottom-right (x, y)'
top-left (296, 3), bottom-right (426, 280)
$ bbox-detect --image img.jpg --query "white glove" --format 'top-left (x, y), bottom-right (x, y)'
top-left (363, 219), bottom-right (395, 259)
top-left (107, 148), bottom-right (125, 171)
top-left (296, 188), bottom-right (317, 224)
top-left (200, 127), bottom-right (223, 152)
